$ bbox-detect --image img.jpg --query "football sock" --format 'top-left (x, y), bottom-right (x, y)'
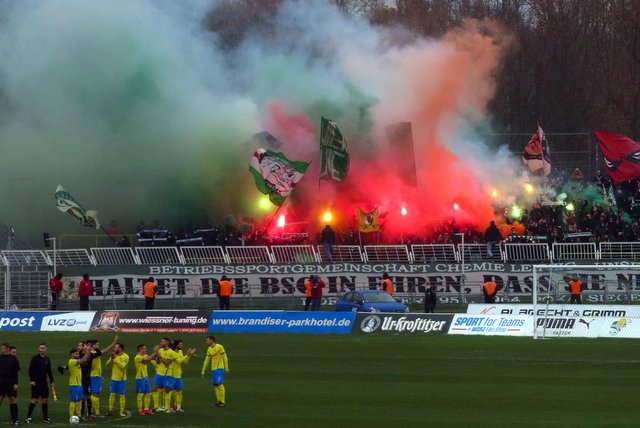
top-left (164, 390), bottom-right (172, 409)
top-left (214, 385), bottom-right (225, 404)
top-left (175, 391), bottom-right (183, 408)
top-left (152, 390), bottom-right (160, 408)
top-left (69, 402), bottom-right (76, 418)
top-left (27, 402), bottom-right (35, 418)
top-left (108, 394), bottom-right (116, 412)
top-left (144, 393), bottom-right (151, 410)
top-left (119, 395), bottom-right (126, 415)
top-left (9, 403), bottom-right (17, 422)
top-left (136, 393), bottom-right (143, 411)
top-left (91, 396), bottom-right (100, 414)
top-left (42, 403), bottom-right (49, 419)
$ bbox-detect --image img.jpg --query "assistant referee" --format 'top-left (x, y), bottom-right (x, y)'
top-left (0, 342), bottom-right (20, 425)
top-left (26, 343), bottom-right (54, 424)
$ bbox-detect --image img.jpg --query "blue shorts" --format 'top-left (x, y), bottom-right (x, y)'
top-left (136, 378), bottom-right (151, 394)
top-left (69, 386), bottom-right (83, 402)
top-left (170, 377), bottom-right (183, 391)
top-left (153, 374), bottom-right (166, 388)
top-left (90, 376), bottom-right (102, 394)
top-left (212, 369), bottom-right (225, 386)
top-left (109, 380), bottom-right (126, 395)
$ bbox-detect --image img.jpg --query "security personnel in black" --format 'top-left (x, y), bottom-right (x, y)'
top-left (0, 342), bottom-right (20, 425)
top-left (26, 343), bottom-right (54, 424)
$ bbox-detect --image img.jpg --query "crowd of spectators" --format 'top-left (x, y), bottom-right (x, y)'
top-left (110, 170), bottom-right (640, 248)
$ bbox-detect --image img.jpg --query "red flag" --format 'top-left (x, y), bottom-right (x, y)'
top-left (522, 124), bottom-right (551, 176)
top-left (595, 130), bottom-right (640, 183)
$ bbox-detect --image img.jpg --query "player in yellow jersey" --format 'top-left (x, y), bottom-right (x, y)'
top-left (134, 344), bottom-right (159, 416)
top-left (167, 339), bottom-right (195, 413)
top-left (152, 338), bottom-right (173, 413)
top-left (105, 343), bottom-right (129, 417)
top-left (68, 344), bottom-right (92, 419)
top-left (88, 336), bottom-right (118, 418)
top-left (201, 336), bottom-right (229, 407)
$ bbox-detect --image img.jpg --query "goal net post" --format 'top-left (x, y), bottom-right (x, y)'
top-left (532, 264), bottom-right (640, 339)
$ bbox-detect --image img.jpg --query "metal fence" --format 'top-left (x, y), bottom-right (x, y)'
top-left (2, 243), bottom-right (640, 269)
top-left (17, 276), bottom-right (640, 312)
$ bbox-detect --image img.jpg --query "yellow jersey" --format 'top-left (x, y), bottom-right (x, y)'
top-left (68, 358), bottom-right (83, 386)
top-left (134, 354), bottom-right (149, 380)
top-left (201, 344), bottom-right (229, 374)
top-left (156, 348), bottom-right (176, 376)
top-left (90, 350), bottom-right (102, 377)
top-left (107, 353), bottom-right (129, 381)
top-left (169, 349), bottom-right (191, 379)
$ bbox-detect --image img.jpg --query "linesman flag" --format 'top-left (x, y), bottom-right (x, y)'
top-left (522, 124), bottom-right (551, 176)
top-left (357, 207), bottom-right (380, 233)
top-left (249, 148), bottom-right (310, 206)
top-left (320, 117), bottom-right (349, 182)
top-left (54, 185), bottom-right (100, 229)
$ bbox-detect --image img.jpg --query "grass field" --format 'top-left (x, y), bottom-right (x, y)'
top-left (2, 332), bottom-right (638, 427)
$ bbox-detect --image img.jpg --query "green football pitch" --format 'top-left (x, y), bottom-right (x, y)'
top-left (1, 332), bottom-right (638, 427)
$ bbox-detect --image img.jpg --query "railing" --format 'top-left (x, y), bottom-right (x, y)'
top-left (317, 245), bottom-right (364, 263)
top-left (411, 244), bottom-right (457, 262)
top-left (4, 242), bottom-right (640, 266)
top-left (91, 248), bottom-right (137, 265)
top-left (181, 246), bottom-right (228, 265)
top-left (271, 245), bottom-right (319, 264)
top-left (504, 243), bottom-right (551, 263)
top-left (552, 242), bottom-right (598, 261)
top-left (46, 249), bottom-right (94, 266)
top-left (600, 242), bottom-right (640, 261)
top-left (364, 245), bottom-right (412, 263)
top-left (226, 246), bottom-right (273, 264)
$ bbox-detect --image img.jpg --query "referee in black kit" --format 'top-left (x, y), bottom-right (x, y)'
top-left (26, 343), bottom-right (54, 424)
top-left (0, 342), bottom-right (20, 425)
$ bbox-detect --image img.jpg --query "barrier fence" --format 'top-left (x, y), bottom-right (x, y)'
top-left (2, 242), bottom-right (640, 268)
top-left (3, 276), bottom-right (640, 312)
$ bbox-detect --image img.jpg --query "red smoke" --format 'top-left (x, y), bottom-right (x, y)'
top-left (256, 20), bottom-right (513, 241)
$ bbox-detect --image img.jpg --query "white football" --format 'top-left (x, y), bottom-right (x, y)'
top-left (70, 415), bottom-right (80, 424)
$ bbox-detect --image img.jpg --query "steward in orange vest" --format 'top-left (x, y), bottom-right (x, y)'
top-left (143, 277), bottom-right (158, 310)
top-left (482, 281), bottom-right (497, 303)
top-left (218, 275), bottom-right (233, 310)
top-left (381, 273), bottom-right (394, 295)
top-left (567, 276), bottom-right (584, 304)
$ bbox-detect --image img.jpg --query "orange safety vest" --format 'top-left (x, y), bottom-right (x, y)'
top-left (568, 279), bottom-right (583, 295)
top-left (483, 281), bottom-right (497, 296)
top-left (304, 280), bottom-right (312, 297)
top-left (218, 279), bottom-right (233, 297)
top-left (381, 278), bottom-right (394, 295)
top-left (143, 281), bottom-right (157, 298)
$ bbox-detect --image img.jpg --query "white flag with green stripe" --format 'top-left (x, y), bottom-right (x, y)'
top-left (54, 185), bottom-right (101, 229)
top-left (249, 149), bottom-right (309, 206)
top-left (320, 117), bottom-right (349, 182)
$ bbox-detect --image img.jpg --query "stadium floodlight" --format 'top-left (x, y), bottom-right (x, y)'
top-left (400, 207), bottom-right (407, 216)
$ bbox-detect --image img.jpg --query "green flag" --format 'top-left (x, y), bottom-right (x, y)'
top-left (320, 117), bottom-right (349, 182)
top-left (54, 185), bottom-right (101, 229)
top-left (249, 149), bottom-right (310, 206)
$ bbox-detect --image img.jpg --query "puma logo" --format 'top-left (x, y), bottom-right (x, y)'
top-left (579, 319), bottom-right (594, 329)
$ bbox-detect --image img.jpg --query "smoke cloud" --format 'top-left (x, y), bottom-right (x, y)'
top-left (0, 0), bottom-right (524, 245)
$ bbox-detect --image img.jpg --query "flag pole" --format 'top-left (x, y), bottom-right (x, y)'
top-left (100, 225), bottom-right (117, 244)
top-left (262, 204), bottom-right (284, 235)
